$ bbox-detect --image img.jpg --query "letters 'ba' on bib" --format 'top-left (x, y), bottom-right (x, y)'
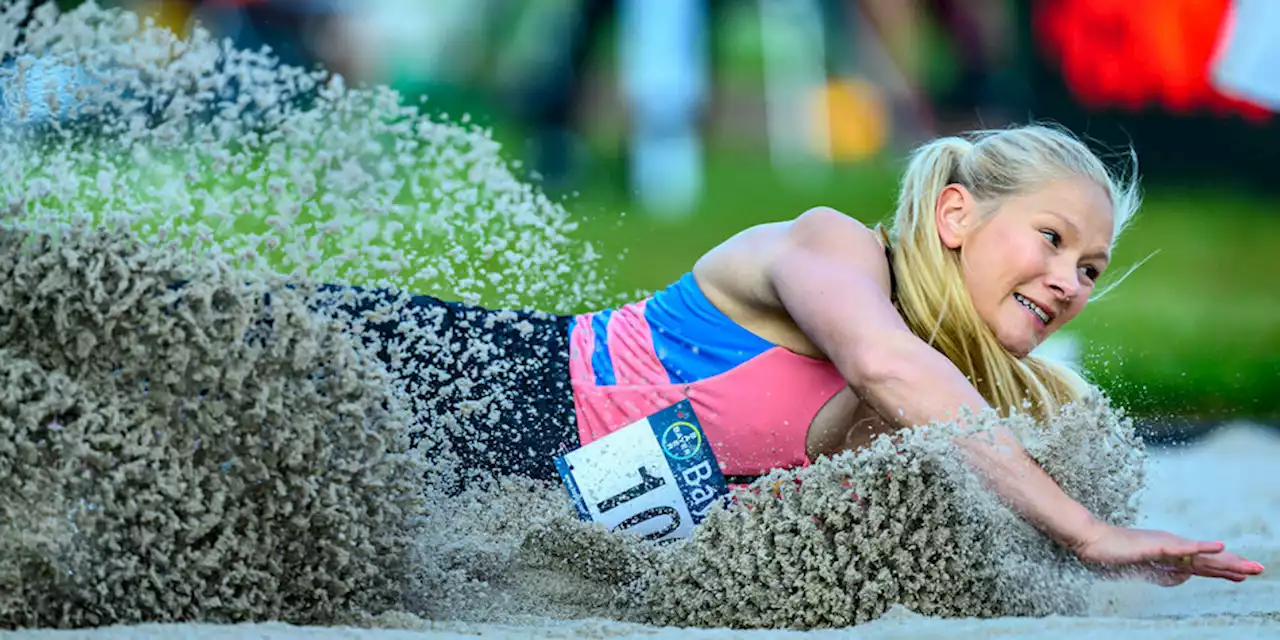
top-left (553, 399), bottom-right (730, 544)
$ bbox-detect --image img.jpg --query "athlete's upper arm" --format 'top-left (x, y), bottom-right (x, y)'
top-left (765, 207), bottom-right (915, 385)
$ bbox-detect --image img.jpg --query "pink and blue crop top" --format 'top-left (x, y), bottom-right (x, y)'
top-left (567, 272), bottom-right (849, 481)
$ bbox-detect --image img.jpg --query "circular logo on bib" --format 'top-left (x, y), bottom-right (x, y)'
top-left (661, 421), bottom-right (702, 461)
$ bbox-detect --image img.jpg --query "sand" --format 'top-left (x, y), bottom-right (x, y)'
top-left (0, 2), bottom-right (1275, 637)
top-left (3, 422), bottom-right (1276, 638)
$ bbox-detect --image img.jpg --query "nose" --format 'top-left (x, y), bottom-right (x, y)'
top-left (1046, 258), bottom-right (1081, 302)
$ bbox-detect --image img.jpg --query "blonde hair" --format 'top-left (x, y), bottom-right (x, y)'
top-left (880, 124), bottom-right (1141, 422)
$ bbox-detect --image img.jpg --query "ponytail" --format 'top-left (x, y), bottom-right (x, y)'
top-left (880, 126), bottom-right (1139, 421)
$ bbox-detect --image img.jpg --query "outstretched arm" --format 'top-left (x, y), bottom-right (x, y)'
top-left (766, 208), bottom-right (1263, 582)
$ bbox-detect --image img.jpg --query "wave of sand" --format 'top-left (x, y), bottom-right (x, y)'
top-left (8, 422), bottom-right (1276, 639)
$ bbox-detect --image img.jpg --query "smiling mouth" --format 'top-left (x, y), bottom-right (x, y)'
top-left (1013, 293), bottom-right (1051, 324)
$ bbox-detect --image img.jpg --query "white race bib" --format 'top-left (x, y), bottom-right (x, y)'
top-left (554, 399), bottom-right (729, 544)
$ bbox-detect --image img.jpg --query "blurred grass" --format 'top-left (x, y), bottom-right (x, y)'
top-left (383, 0), bottom-right (1277, 422)
top-left (35, 0), bottom-right (1272, 424)
top-left (545, 147), bottom-right (1280, 422)
top-left (64, 103), bottom-right (1273, 422)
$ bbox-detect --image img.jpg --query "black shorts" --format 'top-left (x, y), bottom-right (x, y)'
top-left (320, 285), bottom-right (579, 484)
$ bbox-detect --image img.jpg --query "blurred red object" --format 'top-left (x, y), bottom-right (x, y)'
top-left (1033, 0), bottom-right (1272, 121)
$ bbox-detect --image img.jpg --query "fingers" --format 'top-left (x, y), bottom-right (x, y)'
top-left (1156, 539), bottom-right (1226, 559)
top-left (1192, 540), bottom-right (1227, 554)
top-left (1090, 529), bottom-right (1265, 585)
top-left (1195, 568), bottom-right (1252, 582)
top-left (1104, 557), bottom-right (1256, 586)
top-left (1190, 560), bottom-right (1253, 582)
top-left (1198, 556), bottom-right (1265, 577)
top-left (1146, 562), bottom-right (1247, 584)
top-left (1180, 551), bottom-right (1265, 582)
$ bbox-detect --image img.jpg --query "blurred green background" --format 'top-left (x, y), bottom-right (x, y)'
top-left (80, 0), bottom-right (1280, 423)
top-left (555, 149), bottom-right (1280, 424)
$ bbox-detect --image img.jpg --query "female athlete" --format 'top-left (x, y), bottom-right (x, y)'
top-left (348, 123), bottom-right (1263, 584)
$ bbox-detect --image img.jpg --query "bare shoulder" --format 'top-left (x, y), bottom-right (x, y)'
top-left (782, 207), bottom-right (892, 280)
top-left (694, 207), bottom-right (889, 311)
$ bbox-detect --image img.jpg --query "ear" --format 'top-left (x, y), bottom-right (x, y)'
top-left (935, 183), bottom-right (977, 250)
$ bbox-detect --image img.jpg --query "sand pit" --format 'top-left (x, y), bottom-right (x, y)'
top-left (0, 2), bottom-right (1275, 637)
top-left (5, 422), bottom-right (1278, 639)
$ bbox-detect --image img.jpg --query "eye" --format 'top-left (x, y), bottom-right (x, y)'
top-left (1040, 229), bottom-right (1062, 247)
top-left (1079, 265), bottom-right (1100, 283)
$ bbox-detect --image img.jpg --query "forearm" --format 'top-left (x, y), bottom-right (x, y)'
top-left (854, 336), bottom-right (1104, 551)
top-left (954, 428), bottom-right (1104, 550)
top-left (760, 215), bottom-right (1107, 550)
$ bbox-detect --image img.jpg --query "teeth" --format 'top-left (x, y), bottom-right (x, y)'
top-left (1014, 293), bottom-right (1050, 323)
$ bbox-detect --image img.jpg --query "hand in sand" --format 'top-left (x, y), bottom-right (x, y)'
top-left (1073, 524), bottom-right (1265, 585)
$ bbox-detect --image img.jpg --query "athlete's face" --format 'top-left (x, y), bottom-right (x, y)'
top-left (936, 177), bottom-right (1114, 358)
